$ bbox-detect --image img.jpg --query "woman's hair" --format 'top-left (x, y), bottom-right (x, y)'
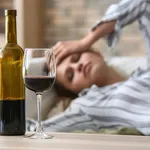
top-left (54, 81), bottom-right (77, 99)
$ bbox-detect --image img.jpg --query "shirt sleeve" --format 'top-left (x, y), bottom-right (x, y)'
top-left (26, 97), bottom-right (98, 132)
top-left (91, 0), bottom-right (148, 48)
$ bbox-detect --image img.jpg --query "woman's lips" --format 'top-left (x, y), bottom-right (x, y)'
top-left (83, 62), bottom-right (92, 77)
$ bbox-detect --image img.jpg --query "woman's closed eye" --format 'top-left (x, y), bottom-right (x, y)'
top-left (67, 68), bottom-right (74, 82)
top-left (66, 53), bottom-right (81, 82)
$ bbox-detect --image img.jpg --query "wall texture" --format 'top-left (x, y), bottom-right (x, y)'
top-left (44, 0), bottom-right (146, 57)
top-left (0, 0), bottom-right (146, 57)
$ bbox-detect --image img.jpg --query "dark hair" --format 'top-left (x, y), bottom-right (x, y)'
top-left (54, 81), bottom-right (77, 99)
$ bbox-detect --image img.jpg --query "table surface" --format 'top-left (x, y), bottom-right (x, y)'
top-left (0, 132), bottom-right (150, 150)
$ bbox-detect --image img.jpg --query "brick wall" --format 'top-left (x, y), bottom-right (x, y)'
top-left (44, 0), bottom-right (146, 57)
top-left (0, 0), bottom-right (146, 57)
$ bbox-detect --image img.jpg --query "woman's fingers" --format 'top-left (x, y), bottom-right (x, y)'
top-left (55, 48), bottom-right (70, 65)
top-left (53, 41), bottom-right (63, 55)
top-left (54, 45), bottom-right (64, 58)
top-left (53, 40), bottom-right (85, 65)
top-left (53, 42), bottom-right (69, 65)
top-left (53, 47), bottom-right (65, 65)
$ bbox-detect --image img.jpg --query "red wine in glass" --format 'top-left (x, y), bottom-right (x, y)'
top-left (24, 76), bottom-right (55, 93)
top-left (23, 48), bottom-right (56, 139)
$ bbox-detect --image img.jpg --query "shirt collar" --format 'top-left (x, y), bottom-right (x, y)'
top-left (78, 85), bottom-right (98, 97)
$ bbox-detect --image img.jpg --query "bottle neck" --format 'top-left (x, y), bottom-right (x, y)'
top-left (5, 15), bottom-right (17, 43)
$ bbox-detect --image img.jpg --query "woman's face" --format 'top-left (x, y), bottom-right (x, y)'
top-left (56, 51), bottom-right (108, 93)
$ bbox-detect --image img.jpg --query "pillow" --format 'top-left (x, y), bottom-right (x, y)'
top-left (26, 88), bottom-right (57, 120)
top-left (46, 97), bottom-right (71, 118)
top-left (108, 56), bottom-right (147, 76)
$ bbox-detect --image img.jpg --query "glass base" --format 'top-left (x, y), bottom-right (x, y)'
top-left (24, 132), bottom-right (54, 139)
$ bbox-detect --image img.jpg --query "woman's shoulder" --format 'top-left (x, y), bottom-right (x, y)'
top-left (71, 83), bottom-right (120, 105)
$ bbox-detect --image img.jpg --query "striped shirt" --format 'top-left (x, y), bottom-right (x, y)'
top-left (27, 0), bottom-right (150, 135)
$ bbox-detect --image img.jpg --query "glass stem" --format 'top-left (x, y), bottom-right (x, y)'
top-left (36, 94), bottom-right (43, 134)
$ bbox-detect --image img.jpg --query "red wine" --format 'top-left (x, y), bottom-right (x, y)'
top-left (0, 100), bottom-right (25, 135)
top-left (24, 76), bottom-right (55, 93)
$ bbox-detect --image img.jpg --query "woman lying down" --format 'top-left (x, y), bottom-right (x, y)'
top-left (27, 0), bottom-right (150, 135)
top-left (27, 49), bottom-right (150, 135)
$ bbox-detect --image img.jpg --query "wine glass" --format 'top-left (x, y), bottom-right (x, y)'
top-left (23, 48), bottom-right (56, 139)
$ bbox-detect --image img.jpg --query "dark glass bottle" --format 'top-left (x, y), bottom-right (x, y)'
top-left (0, 9), bottom-right (25, 135)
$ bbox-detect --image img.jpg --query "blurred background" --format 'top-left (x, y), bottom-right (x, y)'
top-left (0, 0), bottom-right (146, 57)
top-left (0, 0), bottom-right (147, 120)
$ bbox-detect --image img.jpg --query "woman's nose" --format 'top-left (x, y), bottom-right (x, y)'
top-left (77, 63), bottom-right (83, 72)
top-left (72, 63), bottom-right (83, 72)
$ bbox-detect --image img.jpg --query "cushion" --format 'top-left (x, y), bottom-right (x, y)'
top-left (108, 56), bottom-right (147, 76)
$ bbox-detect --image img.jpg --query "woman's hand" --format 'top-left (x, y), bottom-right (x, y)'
top-left (53, 21), bottom-right (116, 65)
top-left (53, 40), bottom-right (89, 65)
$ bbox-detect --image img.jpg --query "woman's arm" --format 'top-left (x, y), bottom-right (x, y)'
top-left (54, 0), bottom-right (148, 65)
top-left (91, 0), bottom-right (148, 48)
top-left (81, 21), bottom-right (116, 48)
top-left (54, 21), bottom-right (116, 65)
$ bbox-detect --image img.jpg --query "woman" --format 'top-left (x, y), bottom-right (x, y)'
top-left (27, 0), bottom-right (150, 135)
top-left (27, 50), bottom-right (150, 135)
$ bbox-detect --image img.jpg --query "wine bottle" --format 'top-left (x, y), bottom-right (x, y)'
top-left (0, 10), bottom-right (25, 135)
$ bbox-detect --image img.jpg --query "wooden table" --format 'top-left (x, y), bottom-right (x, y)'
top-left (0, 132), bottom-right (150, 150)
